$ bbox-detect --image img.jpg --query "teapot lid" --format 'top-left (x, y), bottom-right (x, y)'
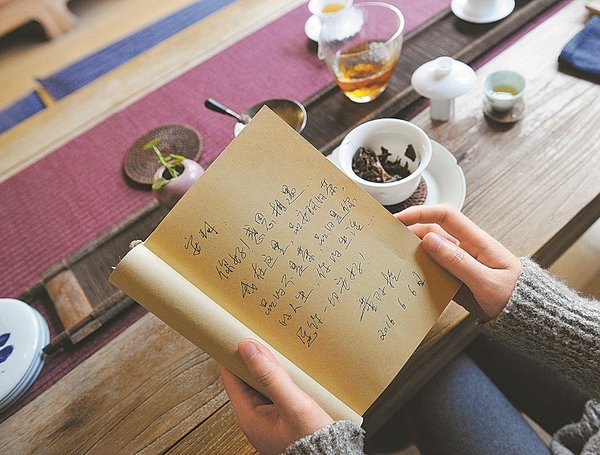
top-left (411, 56), bottom-right (477, 99)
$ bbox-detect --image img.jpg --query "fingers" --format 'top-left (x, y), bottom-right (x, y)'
top-left (237, 339), bottom-right (309, 412)
top-left (421, 232), bottom-right (490, 291)
top-left (223, 341), bottom-right (334, 454)
top-left (221, 365), bottom-right (260, 423)
top-left (405, 223), bottom-right (459, 244)
top-left (396, 205), bottom-right (495, 258)
top-left (221, 366), bottom-right (271, 412)
top-left (397, 205), bottom-right (521, 321)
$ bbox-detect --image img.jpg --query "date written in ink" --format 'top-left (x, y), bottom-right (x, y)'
top-left (408, 271), bottom-right (425, 296)
top-left (378, 314), bottom-right (395, 341)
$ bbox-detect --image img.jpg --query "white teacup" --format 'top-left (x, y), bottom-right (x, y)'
top-left (483, 70), bottom-right (526, 112)
top-left (462, 0), bottom-right (500, 20)
top-left (338, 119), bottom-right (432, 205)
top-left (452, 0), bottom-right (515, 23)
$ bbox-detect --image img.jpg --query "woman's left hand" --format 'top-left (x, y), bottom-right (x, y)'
top-left (221, 339), bottom-right (333, 455)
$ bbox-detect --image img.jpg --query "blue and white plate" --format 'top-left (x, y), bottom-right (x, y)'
top-left (0, 298), bottom-right (49, 413)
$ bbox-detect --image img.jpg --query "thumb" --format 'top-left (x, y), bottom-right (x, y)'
top-left (421, 232), bottom-right (489, 290)
top-left (238, 339), bottom-right (306, 410)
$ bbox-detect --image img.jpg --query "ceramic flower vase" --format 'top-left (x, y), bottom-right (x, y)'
top-left (153, 158), bottom-right (204, 209)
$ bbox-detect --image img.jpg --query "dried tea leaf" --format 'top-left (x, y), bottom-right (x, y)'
top-left (352, 146), bottom-right (412, 183)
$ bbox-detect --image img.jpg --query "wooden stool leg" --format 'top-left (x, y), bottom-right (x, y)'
top-left (41, 0), bottom-right (77, 32)
top-left (31, 1), bottom-right (64, 39)
top-left (0, 0), bottom-right (59, 39)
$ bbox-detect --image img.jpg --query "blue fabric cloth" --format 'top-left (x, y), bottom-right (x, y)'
top-left (0, 92), bottom-right (44, 135)
top-left (558, 16), bottom-right (600, 83)
top-left (37, 0), bottom-right (236, 100)
top-left (0, 0), bottom-right (235, 134)
top-left (404, 354), bottom-right (551, 455)
top-left (466, 334), bottom-right (589, 435)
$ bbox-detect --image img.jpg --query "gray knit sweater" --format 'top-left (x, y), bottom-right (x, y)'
top-left (284, 258), bottom-right (600, 455)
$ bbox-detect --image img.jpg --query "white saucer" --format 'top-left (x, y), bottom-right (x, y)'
top-left (0, 298), bottom-right (49, 413)
top-left (451, 0), bottom-right (515, 24)
top-left (304, 15), bottom-right (321, 42)
top-left (327, 140), bottom-right (466, 210)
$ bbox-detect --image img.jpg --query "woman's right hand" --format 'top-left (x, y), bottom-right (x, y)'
top-left (395, 204), bottom-right (522, 321)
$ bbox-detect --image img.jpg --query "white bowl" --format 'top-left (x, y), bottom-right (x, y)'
top-left (338, 119), bottom-right (432, 205)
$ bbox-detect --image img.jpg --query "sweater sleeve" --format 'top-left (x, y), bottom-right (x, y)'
top-left (551, 400), bottom-right (600, 455)
top-left (485, 257), bottom-right (600, 399)
top-left (283, 420), bottom-right (364, 455)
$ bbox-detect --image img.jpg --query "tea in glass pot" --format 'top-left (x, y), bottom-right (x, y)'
top-left (318, 2), bottom-right (405, 103)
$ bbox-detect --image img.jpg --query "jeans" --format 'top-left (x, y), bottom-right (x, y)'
top-left (401, 335), bottom-right (589, 455)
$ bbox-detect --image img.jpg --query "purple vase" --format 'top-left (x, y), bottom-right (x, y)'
top-left (153, 159), bottom-right (204, 209)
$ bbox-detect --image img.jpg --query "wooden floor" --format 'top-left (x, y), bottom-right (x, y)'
top-left (0, 1), bottom-right (598, 453)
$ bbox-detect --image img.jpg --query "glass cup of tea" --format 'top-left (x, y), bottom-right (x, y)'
top-left (318, 2), bottom-right (405, 103)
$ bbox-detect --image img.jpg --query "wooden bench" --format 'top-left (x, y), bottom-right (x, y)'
top-left (0, 0), bottom-right (76, 39)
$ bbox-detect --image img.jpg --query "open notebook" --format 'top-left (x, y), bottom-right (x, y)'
top-left (110, 108), bottom-right (460, 424)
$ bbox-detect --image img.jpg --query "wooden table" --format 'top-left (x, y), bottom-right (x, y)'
top-left (2, 1), bottom-right (599, 453)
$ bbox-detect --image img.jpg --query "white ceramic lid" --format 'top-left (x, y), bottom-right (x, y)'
top-left (411, 56), bottom-right (477, 100)
top-left (0, 298), bottom-right (48, 412)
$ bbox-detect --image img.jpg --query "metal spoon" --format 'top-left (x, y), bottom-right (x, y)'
top-left (204, 98), bottom-right (252, 124)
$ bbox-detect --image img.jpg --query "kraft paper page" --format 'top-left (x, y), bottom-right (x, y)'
top-left (136, 107), bottom-right (460, 415)
top-left (109, 244), bottom-right (361, 424)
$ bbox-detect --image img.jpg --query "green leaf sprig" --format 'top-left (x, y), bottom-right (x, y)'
top-left (143, 138), bottom-right (186, 190)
